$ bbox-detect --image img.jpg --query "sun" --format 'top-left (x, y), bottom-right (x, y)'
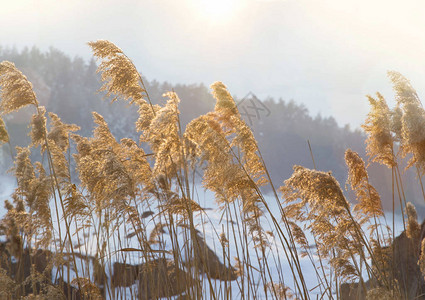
top-left (195, 0), bottom-right (242, 24)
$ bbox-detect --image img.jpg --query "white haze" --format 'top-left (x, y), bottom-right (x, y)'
top-left (1, 0), bottom-right (425, 128)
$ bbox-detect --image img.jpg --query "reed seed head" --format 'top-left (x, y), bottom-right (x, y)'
top-left (0, 61), bottom-right (39, 114)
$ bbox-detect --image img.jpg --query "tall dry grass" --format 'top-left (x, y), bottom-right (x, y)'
top-left (0, 41), bottom-right (424, 299)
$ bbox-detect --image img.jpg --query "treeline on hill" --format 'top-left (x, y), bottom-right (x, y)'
top-left (0, 45), bottom-right (422, 212)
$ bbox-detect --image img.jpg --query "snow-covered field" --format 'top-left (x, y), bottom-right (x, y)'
top-left (0, 177), bottom-right (406, 299)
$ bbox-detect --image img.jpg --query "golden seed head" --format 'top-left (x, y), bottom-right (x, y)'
top-left (88, 40), bottom-right (147, 104)
top-left (362, 93), bottom-right (395, 167)
top-left (0, 61), bottom-right (39, 114)
top-left (345, 149), bottom-right (383, 219)
top-left (211, 81), bottom-right (239, 116)
top-left (388, 71), bottom-right (425, 172)
top-left (47, 112), bottom-right (79, 151)
top-left (405, 202), bottom-right (420, 241)
top-left (29, 106), bottom-right (47, 148)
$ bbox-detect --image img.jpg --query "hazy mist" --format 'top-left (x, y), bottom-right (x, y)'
top-left (1, 0), bottom-right (425, 127)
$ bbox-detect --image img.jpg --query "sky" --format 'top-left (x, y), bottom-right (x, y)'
top-left (1, 0), bottom-right (425, 128)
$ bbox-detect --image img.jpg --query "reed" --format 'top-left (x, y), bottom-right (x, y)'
top-left (0, 41), bottom-right (425, 299)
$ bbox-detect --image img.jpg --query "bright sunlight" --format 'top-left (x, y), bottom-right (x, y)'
top-left (195, 0), bottom-right (242, 23)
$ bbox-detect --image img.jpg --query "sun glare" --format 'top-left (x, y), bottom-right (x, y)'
top-left (196, 0), bottom-right (241, 23)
